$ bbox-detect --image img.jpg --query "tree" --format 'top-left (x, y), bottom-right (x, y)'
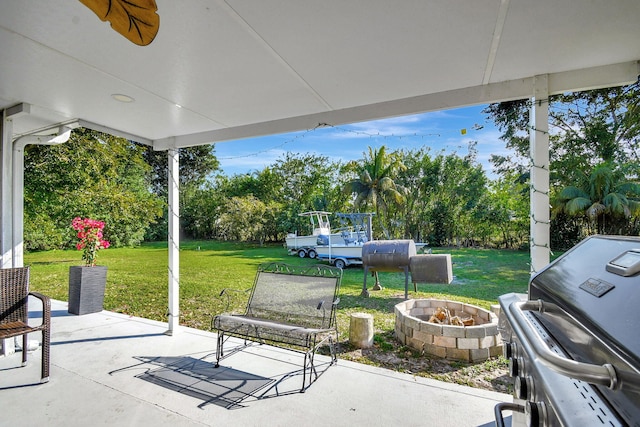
top-left (395, 147), bottom-right (433, 242)
top-left (216, 196), bottom-right (280, 244)
top-left (24, 128), bottom-right (163, 249)
top-left (484, 82), bottom-right (640, 185)
top-left (554, 163), bottom-right (640, 235)
top-left (143, 145), bottom-right (220, 240)
top-left (484, 81), bottom-right (640, 239)
top-left (402, 145), bottom-right (488, 247)
top-left (343, 146), bottom-right (407, 238)
top-left (270, 153), bottom-right (342, 238)
top-left (483, 173), bottom-right (530, 248)
top-left (144, 145), bottom-right (220, 195)
top-left (179, 181), bottom-right (224, 239)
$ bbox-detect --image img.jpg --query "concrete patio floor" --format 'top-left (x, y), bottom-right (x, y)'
top-left (1, 299), bottom-right (511, 426)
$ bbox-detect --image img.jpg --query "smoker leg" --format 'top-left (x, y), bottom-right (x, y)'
top-left (360, 267), bottom-right (370, 297)
top-left (371, 271), bottom-right (383, 291)
top-left (403, 267), bottom-right (409, 299)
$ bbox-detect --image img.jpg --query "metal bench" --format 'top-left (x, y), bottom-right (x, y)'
top-left (211, 262), bottom-right (342, 392)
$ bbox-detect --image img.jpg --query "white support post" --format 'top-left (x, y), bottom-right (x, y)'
top-left (530, 75), bottom-right (551, 274)
top-left (166, 148), bottom-right (180, 335)
top-left (0, 110), bottom-right (14, 356)
top-left (12, 141), bottom-right (25, 268)
top-left (1, 111), bottom-right (13, 269)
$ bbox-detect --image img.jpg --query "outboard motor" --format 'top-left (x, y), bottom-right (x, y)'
top-left (316, 235), bottom-right (329, 246)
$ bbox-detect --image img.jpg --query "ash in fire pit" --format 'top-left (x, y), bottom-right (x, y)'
top-left (395, 299), bottom-right (501, 362)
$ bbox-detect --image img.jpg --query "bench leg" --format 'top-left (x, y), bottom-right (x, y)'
top-left (302, 346), bottom-right (320, 393)
top-left (215, 332), bottom-right (224, 368)
top-left (301, 352), bottom-right (310, 392)
top-left (301, 333), bottom-right (338, 393)
top-left (329, 336), bottom-right (338, 365)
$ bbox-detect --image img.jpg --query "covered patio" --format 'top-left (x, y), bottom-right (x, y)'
top-left (1, 298), bottom-right (507, 426)
top-left (1, 2), bottom-right (640, 425)
top-left (0, 0), bottom-right (640, 332)
top-left (2, 1), bottom-right (640, 333)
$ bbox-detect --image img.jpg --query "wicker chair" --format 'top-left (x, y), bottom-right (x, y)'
top-left (0, 266), bottom-right (51, 383)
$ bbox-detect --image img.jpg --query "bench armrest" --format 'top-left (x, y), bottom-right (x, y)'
top-left (218, 288), bottom-right (251, 312)
top-left (316, 297), bottom-right (340, 325)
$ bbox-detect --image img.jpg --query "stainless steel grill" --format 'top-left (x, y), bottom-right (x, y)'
top-left (496, 235), bottom-right (640, 427)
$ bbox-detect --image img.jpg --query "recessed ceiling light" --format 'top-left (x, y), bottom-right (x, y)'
top-left (111, 94), bottom-right (135, 103)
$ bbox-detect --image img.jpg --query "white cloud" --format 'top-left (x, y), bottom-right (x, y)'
top-left (215, 106), bottom-right (513, 179)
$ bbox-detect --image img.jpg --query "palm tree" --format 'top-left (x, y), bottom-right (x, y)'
top-left (554, 163), bottom-right (640, 234)
top-left (343, 146), bottom-right (407, 238)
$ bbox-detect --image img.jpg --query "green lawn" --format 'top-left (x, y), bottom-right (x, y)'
top-left (25, 240), bottom-right (532, 340)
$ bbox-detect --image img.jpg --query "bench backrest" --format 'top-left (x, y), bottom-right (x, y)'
top-left (246, 263), bottom-right (342, 329)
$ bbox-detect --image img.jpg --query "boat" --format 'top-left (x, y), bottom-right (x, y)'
top-left (314, 213), bottom-right (374, 268)
top-left (285, 211), bottom-right (344, 258)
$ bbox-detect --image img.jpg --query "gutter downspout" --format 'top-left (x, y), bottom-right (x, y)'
top-left (1, 127), bottom-right (71, 357)
top-left (12, 128), bottom-right (72, 266)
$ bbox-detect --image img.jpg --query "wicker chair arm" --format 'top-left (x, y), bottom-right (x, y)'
top-left (28, 291), bottom-right (51, 328)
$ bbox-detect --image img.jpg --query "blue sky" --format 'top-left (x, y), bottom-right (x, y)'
top-left (213, 104), bottom-right (508, 179)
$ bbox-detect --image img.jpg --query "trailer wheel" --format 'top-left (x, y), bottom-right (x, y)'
top-left (298, 249), bottom-right (307, 258)
top-left (308, 249), bottom-right (317, 259)
top-left (334, 259), bottom-right (346, 269)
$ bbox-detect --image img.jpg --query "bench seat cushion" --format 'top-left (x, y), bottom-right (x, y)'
top-left (214, 314), bottom-right (332, 347)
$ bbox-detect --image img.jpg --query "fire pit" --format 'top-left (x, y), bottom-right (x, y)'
top-left (394, 298), bottom-right (501, 362)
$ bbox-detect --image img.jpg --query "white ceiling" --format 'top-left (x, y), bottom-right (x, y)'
top-left (1, 0), bottom-right (639, 150)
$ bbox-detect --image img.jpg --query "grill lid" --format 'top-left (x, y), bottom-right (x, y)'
top-left (530, 235), bottom-right (640, 368)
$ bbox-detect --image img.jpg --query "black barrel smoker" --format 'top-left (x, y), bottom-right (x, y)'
top-left (361, 239), bottom-right (417, 298)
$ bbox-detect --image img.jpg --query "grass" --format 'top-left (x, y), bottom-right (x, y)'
top-left (25, 240), bottom-right (531, 335)
top-left (24, 240), bottom-right (533, 390)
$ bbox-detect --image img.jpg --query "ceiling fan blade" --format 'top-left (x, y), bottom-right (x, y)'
top-left (80, 0), bottom-right (159, 46)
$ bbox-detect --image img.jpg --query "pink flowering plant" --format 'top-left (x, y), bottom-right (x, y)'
top-left (71, 217), bottom-right (110, 267)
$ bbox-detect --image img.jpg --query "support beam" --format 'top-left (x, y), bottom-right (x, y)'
top-left (529, 75), bottom-right (551, 273)
top-left (153, 61), bottom-right (639, 150)
top-left (166, 149), bottom-right (180, 335)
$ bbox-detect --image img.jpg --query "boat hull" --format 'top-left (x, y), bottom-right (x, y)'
top-left (286, 233), bottom-right (345, 250)
top-left (315, 245), bottom-right (363, 259)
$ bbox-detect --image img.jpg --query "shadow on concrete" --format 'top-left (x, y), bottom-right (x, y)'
top-left (110, 353), bottom-right (333, 410)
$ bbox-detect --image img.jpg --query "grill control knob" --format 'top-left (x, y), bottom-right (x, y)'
top-left (514, 375), bottom-right (533, 400)
top-left (508, 357), bottom-right (524, 377)
top-left (508, 357), bottom-right (518, 377)
top-left (525, 400), bottom-right (547, 427)
top-left (503, 342), bottom-right (517, 359)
